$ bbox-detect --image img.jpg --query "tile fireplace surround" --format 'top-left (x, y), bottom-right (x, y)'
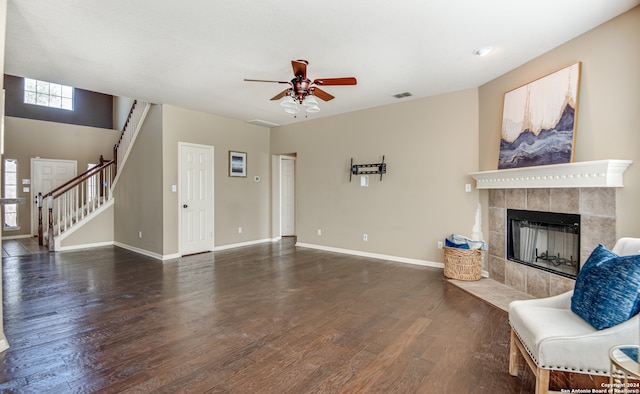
top-left (487, 187), bottom-right (615, 298)
top-left (472, 160), bottom-right (632, 298)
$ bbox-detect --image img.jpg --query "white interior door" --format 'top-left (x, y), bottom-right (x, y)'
top-left (280, 156), bottom-right (295, 237)
top-left (179, 143), bottom-right (214, 255)
top-left (31, 158), bottom-right (77, 235)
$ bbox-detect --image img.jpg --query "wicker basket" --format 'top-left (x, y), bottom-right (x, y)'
top-left (443, 246), bottom-right (482, 281)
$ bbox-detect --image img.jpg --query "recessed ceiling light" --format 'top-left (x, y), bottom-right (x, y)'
top-left (473, 47), bottom-right (494, 57)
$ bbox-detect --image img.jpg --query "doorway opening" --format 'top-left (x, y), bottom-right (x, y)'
top-left (31, 158), bottom-right (77, 237)
top-left (280, 155), bottom-right (296, 237)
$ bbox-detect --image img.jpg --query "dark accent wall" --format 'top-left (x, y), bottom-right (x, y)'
top-left (4, 75), bottom-right (113, 129)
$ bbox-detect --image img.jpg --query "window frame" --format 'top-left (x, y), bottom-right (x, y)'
top-left (3, 158), bottom-right (19, 230)
top-left (23, 78), bottom-right (74, 111)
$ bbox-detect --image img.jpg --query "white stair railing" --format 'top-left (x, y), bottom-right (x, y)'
top-left (36, 99), bottom-right (150, 251)
top-left (113, 99), bottom-right (150, 187)
top-left (39, 160), bottom-right (115, 251)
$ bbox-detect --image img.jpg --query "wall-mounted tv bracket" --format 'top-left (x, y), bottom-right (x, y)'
top-left (350, 155), bottom-right (386, 182)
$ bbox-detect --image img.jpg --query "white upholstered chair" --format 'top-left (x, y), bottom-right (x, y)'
top-left (508, 237), bottom-right (640, 394)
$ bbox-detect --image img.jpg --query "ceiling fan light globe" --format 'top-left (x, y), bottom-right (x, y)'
top-left (284, 106), bottom-right (300, 114)
top-left (306, 105), bottom-right (320, 113)
top-left (303, 96), bottom-right (319, 107)
top-left (280, 96), bottom-right (297, 108)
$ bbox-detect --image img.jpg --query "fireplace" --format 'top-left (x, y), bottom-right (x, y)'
top-left (507, 209), bottom-right (581, 279)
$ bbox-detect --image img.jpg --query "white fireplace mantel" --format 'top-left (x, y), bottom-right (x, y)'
top-left (470, 160), bottom-right (633, 189)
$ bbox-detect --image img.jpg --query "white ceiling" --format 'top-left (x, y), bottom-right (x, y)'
top-left (5, 0), bottom-right (639, 127)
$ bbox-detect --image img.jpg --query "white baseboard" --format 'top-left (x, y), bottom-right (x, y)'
top-left (213, 238), bottom-right (279, 251)
top-left (41, 238), bottom-right (454, 275)
top-left (295, 242), bottom-right (444, 269)
top-left (54, 200), bottom-right (115, 250)
top-left (114, 238), bottom-right (281, 261)
top-left (162, 253), bottom-right (181, 261)
top-left (2, 234), bottom-right (34, 240)
top-left (113, 241), bottom-right (167, 260)
top-left (57, 241), bottom-right (114, 252)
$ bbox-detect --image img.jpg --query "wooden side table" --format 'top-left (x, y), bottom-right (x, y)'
top-left (609, 345), bottom-right (640, 393)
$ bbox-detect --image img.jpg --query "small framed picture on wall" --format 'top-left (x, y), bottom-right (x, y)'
top-left (229, 151), bottom-right (247, 177)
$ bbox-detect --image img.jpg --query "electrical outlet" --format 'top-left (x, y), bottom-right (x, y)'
top-left (138, 231), bottom-right (143, 238)
top-left (465, 183), bottom-right (472, 192)
top-left (438, 241), bottom-right (443, 249)
top-left (363, 233), bottom-right (368, 242)
top-left (238, 226), bottom-right (243, 234)
top-left (317, 228), bottom-right (322, 236)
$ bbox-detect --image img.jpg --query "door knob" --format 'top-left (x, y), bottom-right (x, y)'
top-left (183, 204), bottom-right (188, 208)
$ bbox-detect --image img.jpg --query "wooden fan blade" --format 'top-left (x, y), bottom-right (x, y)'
top-left (291, 60), bottom-right (308, 78)
top-left (313, 77), bottom-right (357, 86)
top-left (244, 78), bottom-right (289, 84)
top-left (312, 87), bottom-right (335, 101)
top-left (270, 89), bottom-right (290, 101)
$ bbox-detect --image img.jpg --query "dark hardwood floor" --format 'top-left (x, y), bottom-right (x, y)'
top-left (0, 238), bottom-right (537, 393)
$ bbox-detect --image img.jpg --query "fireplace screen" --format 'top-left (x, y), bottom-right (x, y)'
top-left (507, 209), bottom-right (580, 278)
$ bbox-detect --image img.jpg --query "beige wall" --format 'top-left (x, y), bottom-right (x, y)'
top-left (478, 6), bottom-right (640, 239)
top-left (161, 105), bottom-right (271, 255)
top-left (3, 5), bottom-right (637, 264)
top-left (113, 104), bottom-right (164, 255)
top-left (59, 203), bottom-right (114, 249)
top-left (271, 89), bottom-right (480, 262)
top-left (113, 96), bottom-right (136, 131)
top-left (2, 116), bottom-right (121, 236)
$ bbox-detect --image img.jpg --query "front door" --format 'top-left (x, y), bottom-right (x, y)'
top-left (179, 143), bottom-right (214, 255)
top-left (31, 158), bottom-right (77, 236)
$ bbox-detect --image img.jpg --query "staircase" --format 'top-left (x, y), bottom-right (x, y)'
top-left (37, 100), bottom-right (151, 251)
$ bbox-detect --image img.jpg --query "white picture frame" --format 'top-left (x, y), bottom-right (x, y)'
top-left (229, 151), bottom-right (247, 177)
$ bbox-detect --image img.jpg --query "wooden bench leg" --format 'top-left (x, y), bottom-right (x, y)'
top-left (510, 327), bottom-right (553, 393)
top-left (535, 367), bottom-right (550, 394)
top-left (509, 328), bottom-right (520, 376)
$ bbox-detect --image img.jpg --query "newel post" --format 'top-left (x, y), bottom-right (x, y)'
top-left (36, 193), bottom-right (43, 245)
top-left (47, 195), bottom-right (54, 252)
top-left (99, 155), bottom-right (105, 198)
top-left (113, 144), bottom-right (118, 176)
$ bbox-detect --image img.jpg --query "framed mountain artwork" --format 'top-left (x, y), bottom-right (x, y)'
top-left (498, 63), bottom-right (581, 169)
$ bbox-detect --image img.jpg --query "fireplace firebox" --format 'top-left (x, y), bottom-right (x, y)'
top-left (507, 209), bottom-right (580, 278)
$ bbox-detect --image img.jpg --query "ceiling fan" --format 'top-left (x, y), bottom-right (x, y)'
top-left (244, 60), bottom-right (357, 113)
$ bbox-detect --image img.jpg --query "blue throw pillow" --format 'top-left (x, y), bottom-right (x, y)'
top-left (580, 244), bottom-right (618, 272)
top-left (571, 246), bottom-right (640, 330)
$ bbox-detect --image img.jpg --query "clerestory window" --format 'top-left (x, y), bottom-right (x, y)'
top-left (24, 78), bottom-right (74, 110)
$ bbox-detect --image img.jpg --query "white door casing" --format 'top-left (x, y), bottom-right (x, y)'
top-left (280, 156), bottom-right (295, 237)
top-left (179, 143), bottom-right (214, 255)
top-left (31, 158), bottom-right (77, 236)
